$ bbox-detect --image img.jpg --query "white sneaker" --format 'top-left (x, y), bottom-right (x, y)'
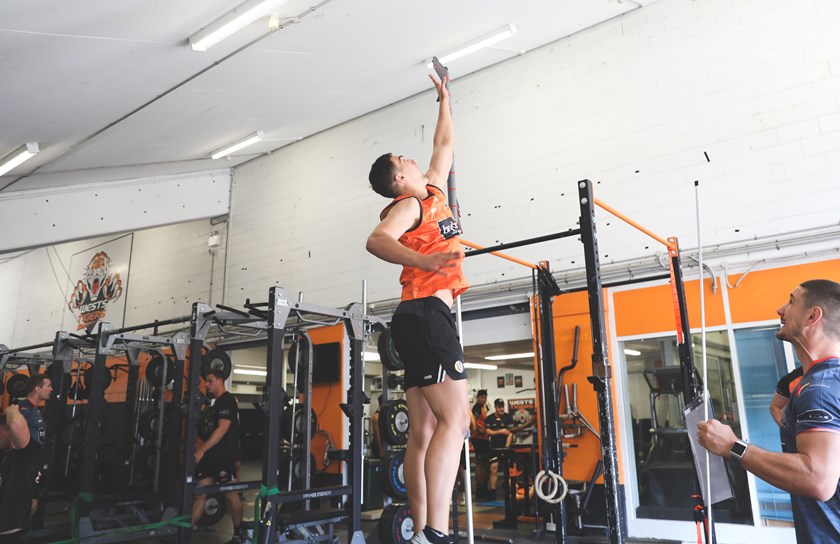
top-left (410, 531), bottom-right (433, 544)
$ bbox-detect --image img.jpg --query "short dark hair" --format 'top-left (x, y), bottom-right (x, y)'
top-left (369, 153), bottom-right (398, 198)
top-left (204, 369), bottom-right (227, 382)
top-left (494, 398), bottom-right (505, 408)
top-left (800, 279), bottom-right (840, 339)
top-left (477, 389), bottom-right (487, 397)
top-left (27, 373), bottom-right (50, 394)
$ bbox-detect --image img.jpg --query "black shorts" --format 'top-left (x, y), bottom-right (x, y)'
top-left (390, 296), bottom-right (467, 389)
top-left (195, 453), bottom-right (238, 484)
top-left (471, 438), bottom-right (491, 460)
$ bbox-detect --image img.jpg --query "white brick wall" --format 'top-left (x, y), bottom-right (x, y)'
top-left (0, 219), bottom-right (224, 347)
top-left (227, 0), bottom-right (840, 307)
top-left (3, 0), bottom-right (840, 345)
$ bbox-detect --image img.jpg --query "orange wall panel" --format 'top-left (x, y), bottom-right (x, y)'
top-left (306, 324), bottom-right (346, 474)
top-left (727, 259), bottom-right (840, 323)
top-left (614, 278), bottom-right (725, 337)
top-left (534, 290), bottom-right (624, 484)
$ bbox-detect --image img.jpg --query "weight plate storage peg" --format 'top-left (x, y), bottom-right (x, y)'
top-left (6, 374), bottom-right (28, 399)
top-left (281, 405), bottom-right (317, 442)
top-left (379, 399), bottom-right (409, 446)
top-left (198, 493), bottom-right (227, 526)
top-left (377, 328), bottom-right (404, 371)
top-left (201, 349), bottom-right (232, 380)
top-left (145, 352), bottom-right (176, 389)
top-left (379, 503), bottom-right (413, 544)
top-left (380, 449), bottom-right (407, 500)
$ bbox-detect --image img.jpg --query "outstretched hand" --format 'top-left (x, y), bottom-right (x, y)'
top-left (417, 250), bottom-right (462, 275)
top-left (429, 74), bottom-right (449, 102)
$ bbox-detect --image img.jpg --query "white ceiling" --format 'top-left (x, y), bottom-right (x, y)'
top-left (1, 0), bottom-right (649, 193)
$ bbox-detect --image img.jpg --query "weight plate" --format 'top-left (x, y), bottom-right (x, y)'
top-left (379, 503), bottom-right (413, 544)
top-left (74, 412), bottom-right (108, 438)
top-left (281, 406), bottom-right (317, 443)
top-left (6, 373), bottom-right (28, 399)
top-left (279, 449), bottom-right (316, 488)
top-left (201, 349), bottom-right (232, 380)
top-left (377, 329), bottom-right (404, 371)
top-left (287, 337), bottom-right (312, 374)
top-left (380, 449), bottom-right (407, 500)
top-left (82, 365), bottom-right (113, 393)
top-left (379, 399), bottom-right (409, 446)
top-left (145, 352), bottom-right (176, 389)
top-left (197, 405), bottom-right (217, 441)
top-left (198, 493), bottom-right (227, 526)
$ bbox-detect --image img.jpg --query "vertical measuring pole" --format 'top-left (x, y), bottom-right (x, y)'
top-left (577, 179), bottom-right (626, 544)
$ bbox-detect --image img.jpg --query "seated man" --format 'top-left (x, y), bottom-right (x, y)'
top-left (485, 399), bottom-right (515, 496)
top-left (192, 369), bottom-right (245, 544)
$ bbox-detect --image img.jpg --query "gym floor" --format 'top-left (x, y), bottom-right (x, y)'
top-left (130, 459), bottom-right (678, 544)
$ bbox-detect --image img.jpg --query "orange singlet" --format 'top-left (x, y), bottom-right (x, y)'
top-left (381, 185), bottom-right (470, 301)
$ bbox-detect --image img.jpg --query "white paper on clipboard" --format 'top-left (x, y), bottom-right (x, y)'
top-left (684, 392), bottom-right (734, 505)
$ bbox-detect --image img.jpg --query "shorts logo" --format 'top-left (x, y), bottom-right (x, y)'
top-left (454, 360), bottom-right (464, 373)
top-left (437, 217), bottom-right (462, 240)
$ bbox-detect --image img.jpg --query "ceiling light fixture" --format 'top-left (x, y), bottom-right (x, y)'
top-left (484, 352), bottom-right (534, 361)
top-left (426, 23), bottom-right (517, 68)
top-left (0, 143), bottom-right (39, 177)
top-left (623, 349), bottom-right (642, 356)
top-left (189, 0), bottom-right (291, 51)
top-left (210, 130), bottom-right (263, 159)
top-left (464, 362), bottom-right (498, 370)
top-left (364, 352), bottom-right (381, 362)
top-left (234, 368), bottom-right (268, 376)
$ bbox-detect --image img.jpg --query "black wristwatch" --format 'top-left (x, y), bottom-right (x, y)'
top-left (729, 439), bottom-right (749, 465)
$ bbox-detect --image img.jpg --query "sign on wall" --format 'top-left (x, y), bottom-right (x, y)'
top-left (63, 235), bottom-right (132, 332)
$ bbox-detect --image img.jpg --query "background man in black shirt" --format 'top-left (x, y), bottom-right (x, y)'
top-left (192, 369), bottom-right (244, 544)
top-left (484, 398), bottom-right (515, 497)
top-left (0, 373), bottom-right (52, 543)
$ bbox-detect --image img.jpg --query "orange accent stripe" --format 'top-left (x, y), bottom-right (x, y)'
top-left (593, 198), bottom-right (674, 250)
top-left (459, 238), bottom-right (539, 270)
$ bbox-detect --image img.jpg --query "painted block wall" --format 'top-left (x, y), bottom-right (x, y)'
top-left (0, 218), bottom-right (225, 348)
top-left (227, 0), bottom-right (840, 309)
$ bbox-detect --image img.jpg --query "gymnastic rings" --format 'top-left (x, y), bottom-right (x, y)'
top-left (535, 469), bottom-right (568, 504)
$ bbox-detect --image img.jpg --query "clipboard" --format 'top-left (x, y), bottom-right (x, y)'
top-left (684, 392), bottom-right (734, 505)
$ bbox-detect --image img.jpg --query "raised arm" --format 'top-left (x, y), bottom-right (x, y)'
top-left (366, 198), bottom-right (461, 275)
top-left (425, 75), bottom-right (453, 191)
top-left (5, 404), bottom-right (30, 450)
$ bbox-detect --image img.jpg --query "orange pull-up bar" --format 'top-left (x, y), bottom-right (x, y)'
top-left (593, 197), bottom-right (675, 251)
top-left (460, 238), bottom-right (540, 270)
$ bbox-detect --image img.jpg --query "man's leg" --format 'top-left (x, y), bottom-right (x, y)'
top-left (405, 386), bottom-right (436, 532)
top-left (420, 377), bottom-right (470, 533)
top-left (226, 491), bottom-right (243, 530)
top-left (191, 477), bottom-right (215, 525)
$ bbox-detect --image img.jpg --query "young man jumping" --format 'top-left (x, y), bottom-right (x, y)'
top-left (366, 74), bottom-right (471, 544)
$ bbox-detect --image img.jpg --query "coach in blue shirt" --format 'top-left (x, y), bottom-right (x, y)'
top-left (698, 279), bottom-right (840, 543)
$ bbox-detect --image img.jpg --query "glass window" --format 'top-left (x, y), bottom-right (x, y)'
top-left (733, 326), bottom-right (797, 525)
top-left (622, 331), bottom-right (752, 524)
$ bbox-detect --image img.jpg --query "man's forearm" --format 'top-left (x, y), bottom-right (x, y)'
top-left (433, 97), bottom-right (453, 149)
top-left (742, 445), bottom-right (831, 500)
top-left (366, 233), bottom-right (421, 268)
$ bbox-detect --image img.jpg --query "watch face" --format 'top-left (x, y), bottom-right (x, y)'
top-left (731, 441), bottom-right (748, 456)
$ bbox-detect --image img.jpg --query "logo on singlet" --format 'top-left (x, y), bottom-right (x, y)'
top-left (437, 217), bottom-right (462, 240)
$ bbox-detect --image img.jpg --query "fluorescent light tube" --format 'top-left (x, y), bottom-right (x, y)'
top-left (464, 362), bottom-right (498, 370)
top-left (484, 352), bottom-right (534, 361)
top-left (210, 130), bottom-right (263, 159)
top-left (427, 23), bottom-right (517, 68)
top-left (623, 349), bottom-right (642, 356)
top-left (234, 368), bottom-right (267, 376)
top-left (190, 0), bottom-right (291, 51)
top-left (0, 143), bottom-right (39, 176)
